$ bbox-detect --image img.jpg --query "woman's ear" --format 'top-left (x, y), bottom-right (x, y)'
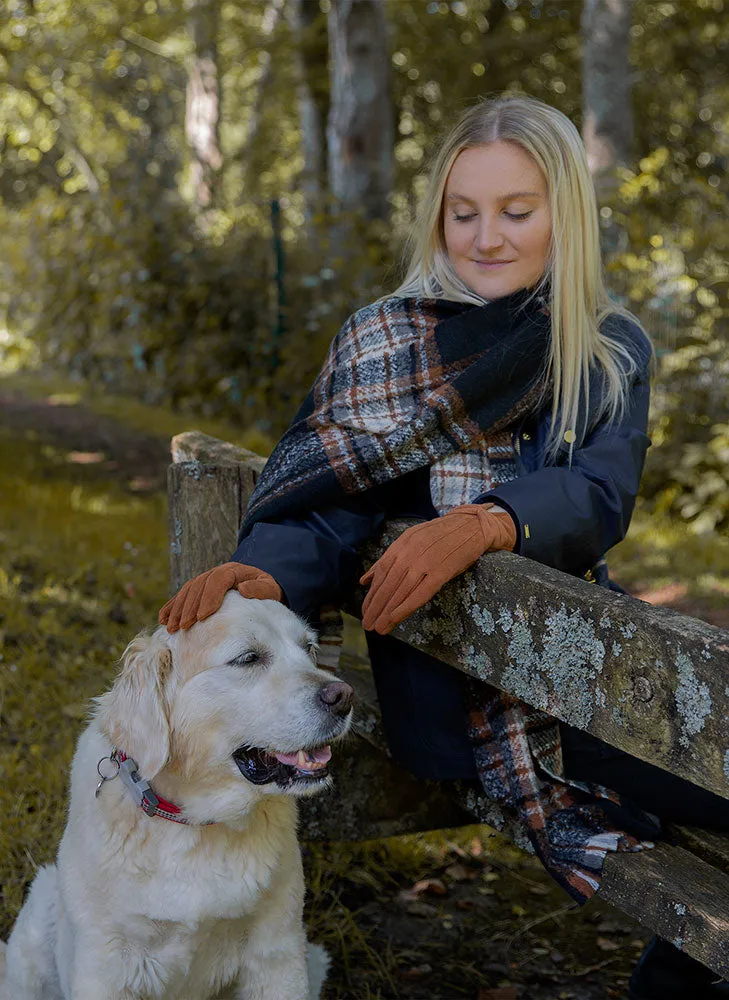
top-left (97, 630), bottom-right (174, 780)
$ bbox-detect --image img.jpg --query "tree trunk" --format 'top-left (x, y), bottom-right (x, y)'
top-left (185, 0), bottom-right (222, 212)
top-left (581, 0), bottom-right (635, 207)
top-left (326, 0), bottom-right (394, 225)
top-left (240, 0), bottom-right (286, 169)
top-left (288, 0), bottom-right (328, 238)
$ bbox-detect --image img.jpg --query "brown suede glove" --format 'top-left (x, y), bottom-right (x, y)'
top-left (159, 562), bottom-right (283, 633)
top-left (359, 504), bottom-right (517, 635)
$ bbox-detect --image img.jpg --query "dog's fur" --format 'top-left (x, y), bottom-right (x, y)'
top-left (1, 593), bottom-right (350, 999)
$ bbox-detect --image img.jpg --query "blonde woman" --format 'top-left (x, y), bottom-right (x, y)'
top-left (161, 96), bottom-right (728, 998)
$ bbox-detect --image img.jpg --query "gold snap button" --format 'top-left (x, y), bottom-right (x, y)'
top-left (564, 429), bottom-right (576, 444)
top-left (522, 432), bottom-right (531, 440)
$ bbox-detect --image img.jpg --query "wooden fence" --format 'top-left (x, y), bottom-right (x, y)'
top-left (168, 430), bottom-right (729, 981)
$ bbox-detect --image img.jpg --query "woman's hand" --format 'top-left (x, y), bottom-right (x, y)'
top-left (359, 504), bottom-right (516, 635)
top-left (159, 562), bottom-right (283, 633)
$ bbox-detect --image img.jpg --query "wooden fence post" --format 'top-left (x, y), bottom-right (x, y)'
top-left (167, 432), bottom-right (266, 593)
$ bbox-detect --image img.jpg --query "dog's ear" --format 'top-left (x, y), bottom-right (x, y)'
top-left (98, 630), bottom-right (174, 780)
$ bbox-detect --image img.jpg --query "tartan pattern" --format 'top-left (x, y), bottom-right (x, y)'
top-left (310, 296), bottom-right (527, 513)
top-left (466, 683), bottom-right (655, 905)
top-left (430, 430), bottom-right (517, 512)
top-left (242, 292), bottom-right (549, 529)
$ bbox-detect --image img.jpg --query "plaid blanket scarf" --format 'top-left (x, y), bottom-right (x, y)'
top-left (242, 289), bottom-right (657, 905)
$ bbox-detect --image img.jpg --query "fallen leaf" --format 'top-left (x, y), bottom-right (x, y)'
top-left (399, 963), bottom-right (432, 980)
top-left (446, 840), bottom-right (468, 858)
top-left (597, 918), bottom-right (630, 934)
top-left (411, 877), bottom-right (447, 896)
top-left (596, 936), bottom-right (621, 952)
top-left (67, 451), bottom-right (105, 464)
top-left (477, 987), bottom-right (517, 1000)
top-left (445, 862), bottom-right (478, 881)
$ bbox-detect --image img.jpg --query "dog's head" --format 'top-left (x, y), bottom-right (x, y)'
top-left (96, 592), bottom-right (353, 822)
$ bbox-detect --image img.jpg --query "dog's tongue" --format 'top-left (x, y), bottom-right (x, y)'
top-left (273, 746), bottom-right (332, 768)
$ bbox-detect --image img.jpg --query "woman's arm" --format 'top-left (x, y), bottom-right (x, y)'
top-left (475, 363), bottom-right (651, 578)
top-left (232, 495), bottom-right (386, 618)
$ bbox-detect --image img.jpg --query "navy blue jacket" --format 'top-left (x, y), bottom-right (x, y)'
top-left (231, 333), bottom-right (652, 780)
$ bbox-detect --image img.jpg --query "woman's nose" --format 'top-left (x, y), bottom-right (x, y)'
top-left (473, 217), bottom-right (505, 253)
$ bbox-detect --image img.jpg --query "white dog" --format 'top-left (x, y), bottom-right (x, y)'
top-left (1, 593), bottom-right (352, 999)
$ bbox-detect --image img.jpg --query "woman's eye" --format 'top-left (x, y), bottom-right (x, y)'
top-left (452, 210), bottom-right (532, 223)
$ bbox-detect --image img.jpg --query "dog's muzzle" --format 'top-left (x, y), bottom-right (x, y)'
top-left (232, 681), bottom-right (354, 788)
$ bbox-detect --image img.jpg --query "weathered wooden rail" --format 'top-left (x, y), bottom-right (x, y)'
top-left (168, 430), bottom-right (729, 980)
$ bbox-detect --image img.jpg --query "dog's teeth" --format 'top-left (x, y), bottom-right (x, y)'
top-left (296, 750), bottom-right (307, 768)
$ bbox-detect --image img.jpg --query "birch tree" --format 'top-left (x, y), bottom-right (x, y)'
top-left (288, 0), bottom-right (328, 235)
top-left (581, 0), bottom-right (635, 206)
top-left (327, 0), bottom-right (394, 226)
top-left (185, 0), bottom-right (222, 212)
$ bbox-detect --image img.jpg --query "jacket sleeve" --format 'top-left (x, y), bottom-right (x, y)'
top-left (475, 362), bottom-right (652, 578)
top-left (230, 495), bottom-right (385, 618)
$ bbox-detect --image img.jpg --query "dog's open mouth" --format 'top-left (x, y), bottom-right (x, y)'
top-left (232, 744), bottom-right (332, 787)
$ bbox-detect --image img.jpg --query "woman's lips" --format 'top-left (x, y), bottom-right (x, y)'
top-left (472, 260), bottom-right (514, 269)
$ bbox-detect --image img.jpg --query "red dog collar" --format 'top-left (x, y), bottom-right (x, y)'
top-left (96, 748), bottom-right (208, 826)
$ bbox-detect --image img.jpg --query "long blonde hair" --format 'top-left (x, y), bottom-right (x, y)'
top-left (395, 95), bottom-right (653, 463)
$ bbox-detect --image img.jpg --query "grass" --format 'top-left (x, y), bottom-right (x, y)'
top-left (0, 426), bottom-right (169, 928)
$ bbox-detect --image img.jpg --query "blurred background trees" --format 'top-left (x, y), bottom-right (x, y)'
top-left (1, 0), bottom-right (728, 530)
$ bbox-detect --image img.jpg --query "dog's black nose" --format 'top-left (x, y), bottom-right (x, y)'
top-left (318, 681), bottom-right (354, 716)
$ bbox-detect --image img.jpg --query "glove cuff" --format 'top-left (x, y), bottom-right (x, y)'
top-left (457, 504), bottom-right (518, 554)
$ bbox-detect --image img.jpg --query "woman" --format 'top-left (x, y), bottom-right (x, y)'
top-left (160, 96), bottom-right (729, 999)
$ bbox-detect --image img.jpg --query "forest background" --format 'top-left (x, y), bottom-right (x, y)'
top-left (1, 0), bottom-right (729, 531)
top-left (1, 1), bottom-right (729, 998)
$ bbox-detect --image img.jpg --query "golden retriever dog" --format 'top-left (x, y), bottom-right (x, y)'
top-left (0, 592), bottom-right (352, 999)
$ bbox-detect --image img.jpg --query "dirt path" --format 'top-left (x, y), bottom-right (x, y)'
top-left (0, 387), bottom-right (170, 494)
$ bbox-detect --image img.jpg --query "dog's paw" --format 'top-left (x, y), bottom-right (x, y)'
top-left (306, 941), bottom-right (331, 999)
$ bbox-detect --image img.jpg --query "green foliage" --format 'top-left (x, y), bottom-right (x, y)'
top-left (604, 0), bottom-right (729, 529)
top-left (1, 0), bottom-right (728, 521)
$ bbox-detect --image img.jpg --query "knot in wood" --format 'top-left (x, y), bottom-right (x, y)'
top-left (634, 676), bottom-right (653, 702)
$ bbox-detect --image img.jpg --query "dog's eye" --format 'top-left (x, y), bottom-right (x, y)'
top-left (229, 651), bottom-right (260, 667)
top-left (306, 641), bottom-right (318, 660)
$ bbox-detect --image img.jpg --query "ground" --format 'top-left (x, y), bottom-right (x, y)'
top-left (1, 375), bottom-right (727, 999)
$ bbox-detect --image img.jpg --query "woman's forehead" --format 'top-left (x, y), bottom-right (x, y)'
top-left (446, 142), bottom-right (547, 199)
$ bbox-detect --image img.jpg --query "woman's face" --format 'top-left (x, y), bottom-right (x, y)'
top-left (443, 141), bottom-right (552, 300)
